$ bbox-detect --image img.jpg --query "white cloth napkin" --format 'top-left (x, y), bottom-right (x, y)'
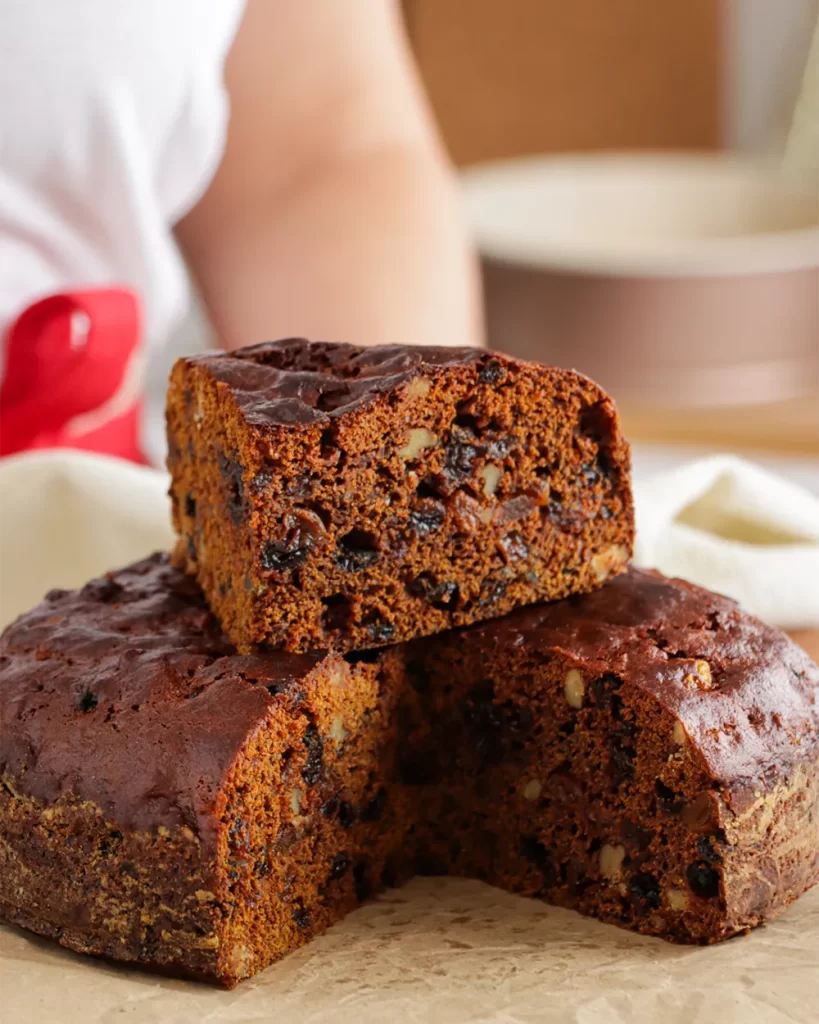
top-left (1, 450), bottom-right (818, 632)
top-left (0, 450), bottom-right (173, 629)
top-left (634, 454), bottom-right (819, 629)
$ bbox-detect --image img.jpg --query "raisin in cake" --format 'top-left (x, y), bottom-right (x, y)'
top-left (166, 340), bottom-right (633, 653)
top-left (2, 560), bottom-right (817, 986)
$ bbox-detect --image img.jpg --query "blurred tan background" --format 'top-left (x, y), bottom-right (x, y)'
top-left (403, 0), bottom-right (720, 163)
top-left (403, 0), bottom-right (817, 164)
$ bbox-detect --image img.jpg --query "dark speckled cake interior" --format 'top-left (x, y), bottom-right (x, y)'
top-left (166, 339), bottom-right (634, 653)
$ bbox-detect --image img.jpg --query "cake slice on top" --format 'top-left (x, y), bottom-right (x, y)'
top-left (166, 339), bottom-right (634, 653)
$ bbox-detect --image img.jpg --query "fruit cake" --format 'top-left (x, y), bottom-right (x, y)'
top-left (166, 339), bottom-right (633, 653)
top-left (1, 558), bottom-right (817, 986)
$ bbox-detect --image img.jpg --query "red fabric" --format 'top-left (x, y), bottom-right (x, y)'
top-left (0, 288), bottom-right (145, 463)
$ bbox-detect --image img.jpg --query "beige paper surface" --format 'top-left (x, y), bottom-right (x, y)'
top-left (1, 452), bottom-right (818, 1023)
top-left (2, 879), bottom-right (819, 1024)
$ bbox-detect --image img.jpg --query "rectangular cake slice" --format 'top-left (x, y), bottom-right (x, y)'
top-left (166, 339), bottom-right (633, 653)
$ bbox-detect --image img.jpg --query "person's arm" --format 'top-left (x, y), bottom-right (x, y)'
top-left (175, 0), bottom-right (482, 350)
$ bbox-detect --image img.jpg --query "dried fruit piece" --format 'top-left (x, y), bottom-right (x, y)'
top-left (301, 725), bottom-right (324, 785)
top-left (261, 509), bottom-right (326, 572)
top-left (478, 358), bottom-right (506, 384)
top-left (408, 502), bottom-right (446, 537)
top-left (686, 861), bottom-right (721, 900)
top-left (408, 574), bottom-right (459, 609)
top-left (496, 494), bottom-right (537, 526)
top-left (500, 531), bottom-right (529, 562)
top-left (443, 433), bottom-right (481, 483)
top-left (367, 622), bottom-right (395, 645)
top-left (630, 872), bottom-right (662, 913)
top-left (328, 852), bottom-right (350, 880)
top-left (216, 449), bottom-right (246, 526)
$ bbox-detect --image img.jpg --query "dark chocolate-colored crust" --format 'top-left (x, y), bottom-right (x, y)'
top-left (0, 555), bottom-right (317, 847)
top-left (167, 339), bottom-right (635, 653)
top-left (2, 558), bottom-right (817, 985)
top-left (437, 568), bottom-right (819, 807)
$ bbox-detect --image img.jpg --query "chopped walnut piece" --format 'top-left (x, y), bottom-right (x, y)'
top-left (667, 888), bottom-right (689, 911)
top-left (399, 428), bottom-right (439, 460)
top-left (522, 779), bottom-right (542, 801)
top-left (600, 843), bottom-right (626, 880)
top-left (564, 669), bottom-right (585, 709)
top-left (590, 544), bottom-right (629, 582)
top-left (479, 464), bottom-right (502, 497)
top-left (407, 376), bottom-right (431, 399)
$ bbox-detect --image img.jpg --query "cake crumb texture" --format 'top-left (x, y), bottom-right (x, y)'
top-left (166, 340), bottom-right (634, 653)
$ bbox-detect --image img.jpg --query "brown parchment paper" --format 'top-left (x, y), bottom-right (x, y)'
top-left (2, 878), bottom-right (819, 1024)
top-left (1, 455), bottom-right (819, 1024)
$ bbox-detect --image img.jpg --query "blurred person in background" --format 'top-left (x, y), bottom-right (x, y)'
top-left (0, 0), bottom-right (480, 464)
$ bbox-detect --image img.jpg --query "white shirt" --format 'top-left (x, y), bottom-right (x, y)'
top-left (0, 0), bottom-right (244, 356)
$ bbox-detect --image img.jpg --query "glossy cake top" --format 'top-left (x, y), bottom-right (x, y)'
top-left (0, 554), bottom-right (325, 841)
top-left (441, 568), bottom-right (819, 804)
top-left (184, 338), bottom-right (588, 428)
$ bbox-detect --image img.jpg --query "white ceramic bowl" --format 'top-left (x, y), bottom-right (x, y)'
top-left (462, 153), bottom-right (819, 406)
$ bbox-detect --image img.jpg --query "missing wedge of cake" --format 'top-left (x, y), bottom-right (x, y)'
top-left (166, 339), bottom-right (634, 654)
top-left (1, 557), bottom-right (816, 986)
